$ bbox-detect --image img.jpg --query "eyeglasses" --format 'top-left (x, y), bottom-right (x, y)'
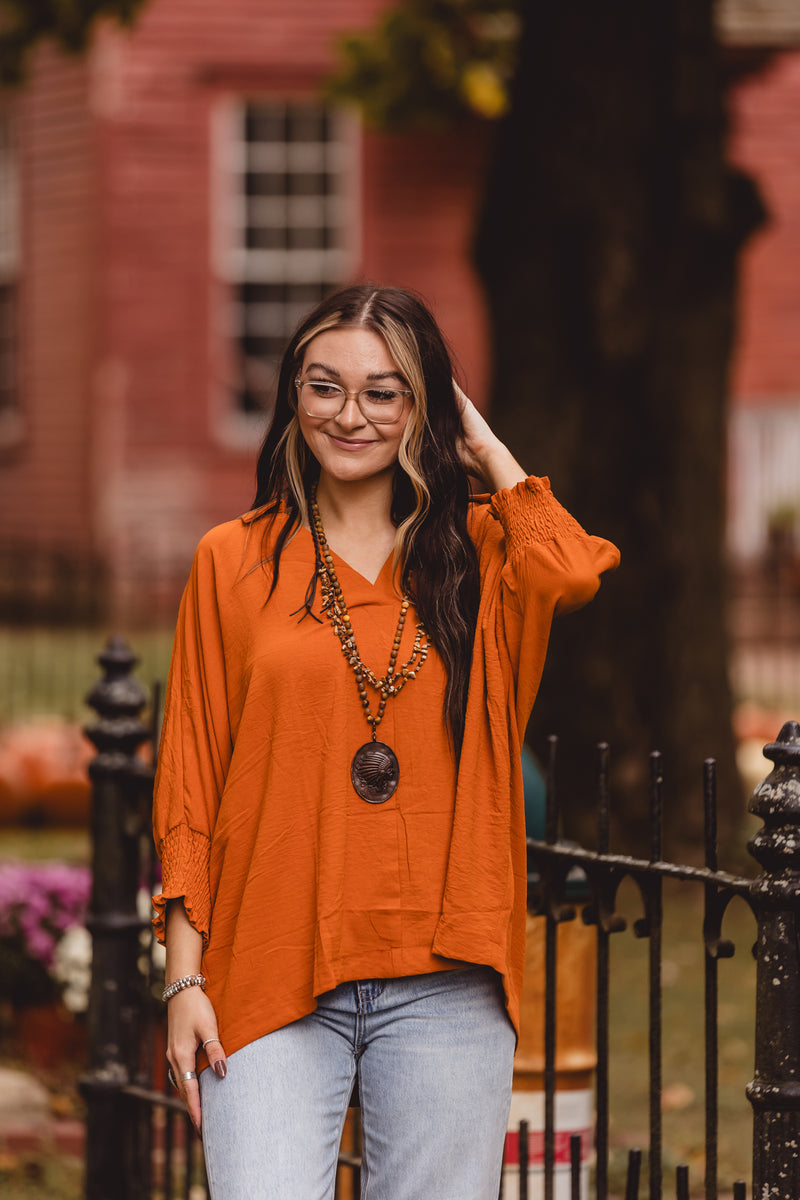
top-left (295, 377), bottom-right (412, 425)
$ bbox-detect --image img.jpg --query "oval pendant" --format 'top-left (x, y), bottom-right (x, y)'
top-left (351, 741), bottom-right (399, 804)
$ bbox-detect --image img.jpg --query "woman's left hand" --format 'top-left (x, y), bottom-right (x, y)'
top-left (454, 381), bottom-right (527, 492)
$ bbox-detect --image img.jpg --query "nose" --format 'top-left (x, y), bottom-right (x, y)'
top-left (333, 395), bottom-right (368, 433)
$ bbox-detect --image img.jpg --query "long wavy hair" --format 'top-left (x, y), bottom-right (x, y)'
top-left (252, 284), bottom-right (481, 755)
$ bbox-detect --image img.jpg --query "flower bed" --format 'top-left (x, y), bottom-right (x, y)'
top-left (0, 861), bottom-right (91, 1012)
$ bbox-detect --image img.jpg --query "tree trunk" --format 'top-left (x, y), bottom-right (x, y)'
top-left (475, 0), bottom-right (765, 851)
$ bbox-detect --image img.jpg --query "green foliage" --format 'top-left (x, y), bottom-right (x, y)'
top-left (324, 0), bottom-right (520, 131)
top-left (606, 882), bottom-right (756, 1189)
top-left (0, 0), bottom-right (147, 85)
top-left (0, 1153), bottom-right (84, 1200)
top-left (0, 625), bottom-right (173, 723)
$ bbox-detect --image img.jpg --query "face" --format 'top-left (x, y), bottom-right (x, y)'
top-left (296, 327), bottom-right (413, 486)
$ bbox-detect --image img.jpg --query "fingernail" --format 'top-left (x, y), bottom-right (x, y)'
top-left (193, 1121), bottom-right (202, 1138)
top-left (212, 1058), bottom-right (227, 1079)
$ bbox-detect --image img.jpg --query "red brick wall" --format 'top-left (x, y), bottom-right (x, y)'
top-left (0, 46), bottom-right (95, 553)
top-left (728, 50), bottom-right (800, 402)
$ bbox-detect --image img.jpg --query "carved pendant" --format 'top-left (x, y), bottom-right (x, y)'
top-left (351, 741), bottom-right (399, 804)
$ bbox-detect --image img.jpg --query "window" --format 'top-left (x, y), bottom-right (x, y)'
top-left (213, 99), bottom-right (359, 431)
top-left (728, 400), bottom-right (800, 564)
top-left (0, 113), bottom-right (19, 448)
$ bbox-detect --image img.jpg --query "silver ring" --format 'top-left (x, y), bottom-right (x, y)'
top-left (202, 1038), bottom-right (222, 1050)
top-left (180, 1070), bottom-right (198, 1082)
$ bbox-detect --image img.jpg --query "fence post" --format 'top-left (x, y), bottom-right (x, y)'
top-left (747, 719), bottom-right (800, 1198)
top-left (80, 636), bottom-right (150, 1200)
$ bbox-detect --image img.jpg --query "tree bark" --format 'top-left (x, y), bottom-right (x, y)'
top-left (475, 0), bottom-right (765, 851)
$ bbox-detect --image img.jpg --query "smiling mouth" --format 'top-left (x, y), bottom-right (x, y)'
top-left (327, 435), bottom-right (376, 449)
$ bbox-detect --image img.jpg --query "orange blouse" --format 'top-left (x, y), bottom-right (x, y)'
top-left (152, 477), bottom-right (619, 1058)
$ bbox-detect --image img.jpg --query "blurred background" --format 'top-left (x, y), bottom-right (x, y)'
top-left (0, 2), bottom-right (797, 1194)
top-left (0, 0), bottom-right (797, 837)
top-left (0, 0), bottom-right (795, 822)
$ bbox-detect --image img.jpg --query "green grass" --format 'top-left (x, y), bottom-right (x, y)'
top-left (0, 1154), bottom-right (83, 1200)
top-left (0, 828), bottom-right (89, 863)
top-left (0, 628), bottom-right (174, 724)
top-left (605, 878), bottom-right (756, 1194)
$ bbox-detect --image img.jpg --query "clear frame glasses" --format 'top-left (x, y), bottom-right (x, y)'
top-left (295, 377), bottom-right (412, 425)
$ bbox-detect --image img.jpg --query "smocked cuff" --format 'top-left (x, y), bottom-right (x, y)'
top-left (490, 476), bottom-right (585, 554)
top-left (151, 825), bottom-right (212, 947)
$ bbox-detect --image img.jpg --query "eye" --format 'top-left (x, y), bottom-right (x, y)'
top-left (362, 388), bottom-right (400, 404)
top-left (307, 381), bottom-right (342, 398)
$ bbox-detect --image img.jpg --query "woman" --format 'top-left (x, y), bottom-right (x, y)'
top-left (152, 284), bottom-right (618, 1199)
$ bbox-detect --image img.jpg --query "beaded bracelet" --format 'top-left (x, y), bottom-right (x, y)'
top-left (162, 973), bottom-right (206, 1003)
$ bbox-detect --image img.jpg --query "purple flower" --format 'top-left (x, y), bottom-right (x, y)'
top-left (0, 861), bottom-right (91, 973)
top-left (26, 925), bottom-right (57, 968)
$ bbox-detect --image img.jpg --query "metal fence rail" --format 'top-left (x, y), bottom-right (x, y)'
top-left (79, 636), bottom-right (800, 1198)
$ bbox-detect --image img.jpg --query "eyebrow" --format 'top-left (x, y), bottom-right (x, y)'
top-left (305, 361), bottom-right (406, 383)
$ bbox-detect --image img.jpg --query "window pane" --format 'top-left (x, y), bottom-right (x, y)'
top-left (246, 107), bottom-right (287, 143)
top-left (287, 172), bottom-right (329, 198)
top-left (245, 171), bottom-right (286, 197)
top-left (288, 227), bottom-right (325, 250)
top-left (247, 226), bottom-right (286, 250)
top-left (288, 107), bottom-right (327, 143)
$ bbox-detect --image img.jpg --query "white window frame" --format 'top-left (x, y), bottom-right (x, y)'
top-left (728, 398), bottom-right (800, 563)
top-left (210, 96), bottom-right (361, 450)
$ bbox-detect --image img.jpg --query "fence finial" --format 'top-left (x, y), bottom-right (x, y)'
top-left (747, 719), bottom-right (800, 1199)
top-left (81, 636), bottom-right (150, 1200)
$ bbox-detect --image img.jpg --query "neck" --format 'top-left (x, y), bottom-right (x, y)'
top-left (310, 470), bottom-right (399, 586)
top-left (314, 470), bottom-right (396, 534)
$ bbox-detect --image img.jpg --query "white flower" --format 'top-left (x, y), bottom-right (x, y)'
top-left (137, 887), bottom-right (166, 972)
top-left (52, 924), bottom-right (92, 1013)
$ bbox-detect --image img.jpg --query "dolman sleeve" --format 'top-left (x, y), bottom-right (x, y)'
top-left (151, 536), bottom-right (233, 946)
top-left (483, 475), bottom-right (619, 728)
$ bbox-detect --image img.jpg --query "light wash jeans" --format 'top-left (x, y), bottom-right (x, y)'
top-left (199, 966), bottom-right (516, 1200)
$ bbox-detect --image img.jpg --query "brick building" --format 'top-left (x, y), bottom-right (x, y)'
top-left (0, 0), bottom-right (797, 623)
top-left (727, 49), bottom-right (800, 564)
top-left (0, 0), bottom-right (491, 624)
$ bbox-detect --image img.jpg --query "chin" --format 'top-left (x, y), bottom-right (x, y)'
top-left (315, 455), bottom-right (397, 485)
top-left (308, 442), bottom-right (390, 479)
top-left (324, 465), bottom-right (393, 485)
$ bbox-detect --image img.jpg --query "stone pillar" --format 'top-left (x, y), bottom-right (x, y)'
top-left (747, 720), bottom-right (800, 1198)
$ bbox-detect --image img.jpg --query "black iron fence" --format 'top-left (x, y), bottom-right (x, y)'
top-left (527, 741), bottom-right (759, 1200)
top-left (79, 636), bottom-right (800, 1199)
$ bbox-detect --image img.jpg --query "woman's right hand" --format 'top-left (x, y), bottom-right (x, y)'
top-left (166, 985), bottom-right (227, 1136)
top-left (452, 379), bottom-right (527, 493)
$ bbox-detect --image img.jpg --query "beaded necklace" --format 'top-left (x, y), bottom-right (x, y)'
top-left (309, 484), bottom-right (429, 803)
